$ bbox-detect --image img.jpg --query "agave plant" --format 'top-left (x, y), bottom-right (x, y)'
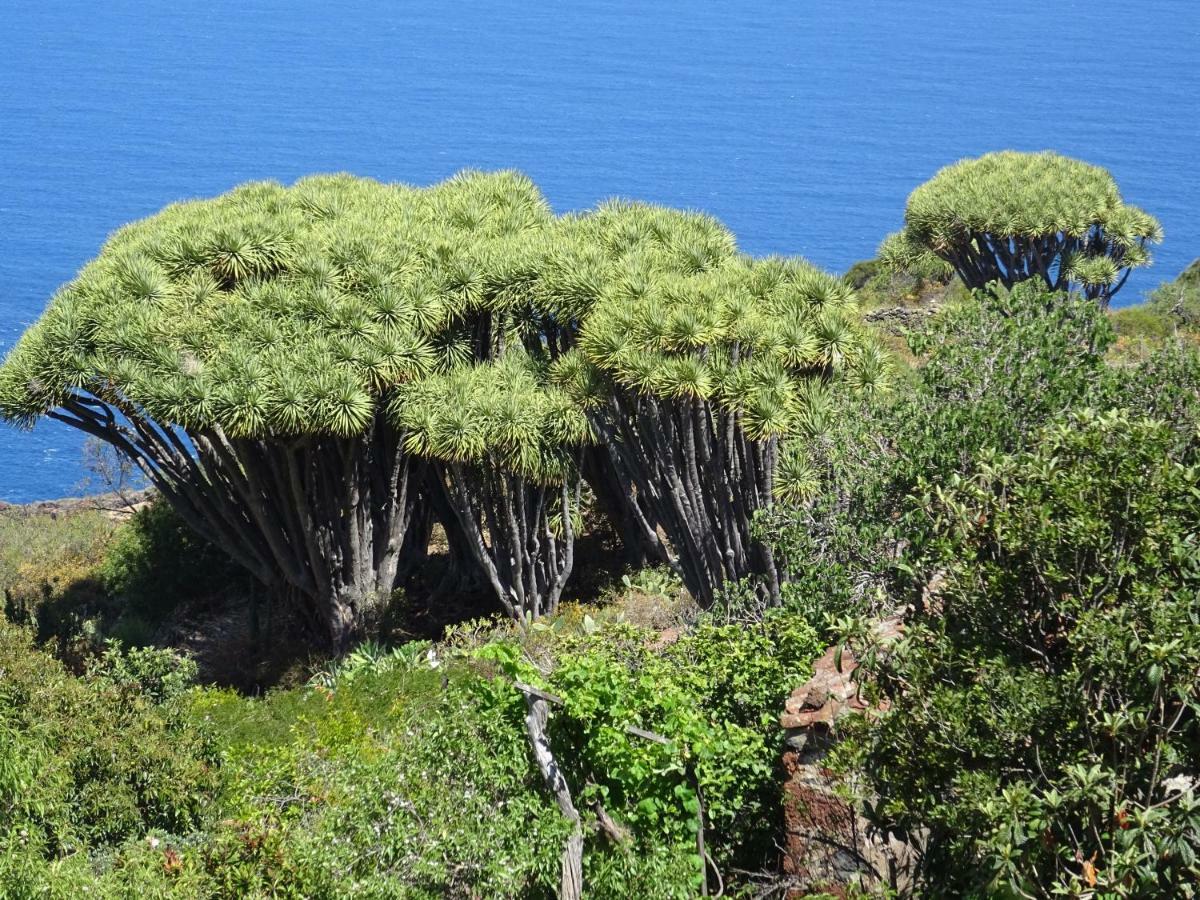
top-left (888, 151), bottom-right (1162, 307)
top-left (0, 170), bottom-right (554, 648)
top-left (394, 352), bottom-right (592, 619)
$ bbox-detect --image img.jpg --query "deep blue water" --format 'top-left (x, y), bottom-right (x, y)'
top-left (2, 1), bottom-right (1198, 502)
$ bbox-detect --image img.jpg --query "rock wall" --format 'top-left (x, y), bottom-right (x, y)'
top-left (778, 614), bottom-right (917, 897)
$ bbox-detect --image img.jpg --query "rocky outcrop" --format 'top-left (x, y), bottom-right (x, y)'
top-left (0, 488), bottom-right (153, 519)
top-left (779, 614), bottom-right (918, 897)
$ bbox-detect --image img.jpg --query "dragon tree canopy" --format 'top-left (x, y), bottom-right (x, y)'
top-left (0, 168), bottom-right (885, 638)
top-left (0, 170), bottom-right (555, 435)
top-left (887, 150), bottom-right (1162, 306)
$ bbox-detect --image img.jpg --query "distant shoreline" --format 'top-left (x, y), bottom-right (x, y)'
top-left (0, 487), bottom-right (153, 516)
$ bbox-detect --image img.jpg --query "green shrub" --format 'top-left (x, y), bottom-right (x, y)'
top-left (0, 620), bottom-right (219, 877)
top-left (1100, 335), bottom-right (1200, 438)
top-left (88, 640), bottom-right (199, 703)
top-left (188, 664), bottom-right (567, 898)
top-left (474, 610), bottom-right (821, 890)
top-left (1108, 304), bottom-right (1175, 341)
top-left (844, 411), bottom-right (1200, 896)
top-left (764, 283), bottom-right (1116, 636)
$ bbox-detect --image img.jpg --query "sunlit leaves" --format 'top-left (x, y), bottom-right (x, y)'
top-left (1, 167), bottom-right (885, 465)
top-left (896, 151), bottom-right (1161, 303)
top-left (0, 170), bottom-right (564, 438)
top-left (392, 352), bottom-right (592, 482)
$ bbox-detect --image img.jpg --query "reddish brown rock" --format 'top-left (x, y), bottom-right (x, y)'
top-left (778, 613), bottom-right (916, 897)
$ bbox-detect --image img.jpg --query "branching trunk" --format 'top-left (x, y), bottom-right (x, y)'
top-left (439, 460), bottom-right (580, 621)
top-left (591, 391), bottom-right (781, 607)
top-left (581, 445), bottom-right (668, 569)
top-left (48, 391), bottom-right (417, 650)
top-left (945, 225), bottom-right (1136, 308)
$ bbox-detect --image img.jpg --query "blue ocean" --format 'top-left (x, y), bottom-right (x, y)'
top-left (2, 1), bottom-right (1198, 502)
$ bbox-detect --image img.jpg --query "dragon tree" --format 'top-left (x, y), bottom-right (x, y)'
top-left (884, 151), bottom-right (1162, 307)
top-left (0, 171), bottom-right (556, 648)
top-left (553, 239), bottom-right (889, 606)
top-left (1, 168), bottom-right (886, 632)
top-left (395, 353), bottom-right (591, 620)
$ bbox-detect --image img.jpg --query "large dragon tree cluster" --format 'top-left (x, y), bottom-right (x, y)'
top-left (0, 171), bottom-right (885, 646)
top-left (883, 151), bottom-right (1162, 306)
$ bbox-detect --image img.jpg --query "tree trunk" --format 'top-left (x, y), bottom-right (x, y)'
top-left (49, 394), bottom-right (418, 651)
top-left (439, 460), bottom-right (580, 621)
top-left (591, 391), bottom-right (781, 607)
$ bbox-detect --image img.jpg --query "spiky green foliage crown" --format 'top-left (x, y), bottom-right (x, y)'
top-left (393, 352), bottom-right (591, 482)
top-left (555, 250), bottom-right (886, 438)
top-left (0, 170), bottom-right (554, 436)
top-left (1, 172), bottom-right (880, 451)
top-left (897, 152), bottom-right (1162, 273)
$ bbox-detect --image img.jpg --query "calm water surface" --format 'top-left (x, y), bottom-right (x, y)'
top-left (2, 1), bottom-right (1198, 501)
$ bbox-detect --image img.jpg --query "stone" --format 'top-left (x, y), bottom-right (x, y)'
top-left (777, 612), bottom-right (916, 896)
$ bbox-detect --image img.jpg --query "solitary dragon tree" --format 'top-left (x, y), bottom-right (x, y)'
top-left (0, 170), bottom-right (883, 644)
top-left (882, 151), bottom-right (1162, 307)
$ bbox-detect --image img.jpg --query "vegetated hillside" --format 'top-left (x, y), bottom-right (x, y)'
top-left (1, 155), bottom-right (1197, 897)
top-left (6, 276), bottom-right (1198, 897)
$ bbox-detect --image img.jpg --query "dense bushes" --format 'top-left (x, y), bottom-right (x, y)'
top-left (476, 609), bottom-right (820, 888)
top-left (1146, 258), bottom-right (1200, 328)
top-left (764, 283), bottom-right (1118, 635)
top-left (100, 501), bottom-right (247, 625)
top-left (0, 587), bottom-right (819, 897)
top-left (846, 412), bottom-right (1200, 895)
top-left (0, 621), bottom-right (218, 895)
top-left (759, 277), bottom-right (1200, 895)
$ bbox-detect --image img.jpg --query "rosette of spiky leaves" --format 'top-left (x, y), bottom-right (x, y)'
top-left (572, 253), bottom-right (883, 434)
top-left (393, 353), bottom-right (591, 619)
top-left (0, 170), bottom-right (555, 648)
top-left (560, 250), bottom-right (885, 606)
top-left (0, 169), bottom-right (554, 433)
top-left (894, 151), bottom-right (1161, 306)
top-left (393, 352), bottom-right (591, 483)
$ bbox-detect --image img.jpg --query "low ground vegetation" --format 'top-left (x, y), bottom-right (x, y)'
top-left (0, 585), bottom-right (818, 897)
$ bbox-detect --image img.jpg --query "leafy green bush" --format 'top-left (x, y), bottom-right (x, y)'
top-left (2, 591), bottom-right (813, 898)
top-left (0, 619), bottom-right (218, 891)
top-left (843, 411), bottom-right (1200, 896)
top-left (475, 610), bottom-right (821, 891)
top-left (1100, 334), bottom-right (1200, 439)
top-left (764, 284), bottom-right (1116, 636)
top-left (1108, 304), bottom-right (1175, 342)
top-left (189, 666), bottom-right (567, 898)
top-left (87, 639), bottom-right (199, 703)
top-left (1146, 257), bottom-right (1200, 328)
